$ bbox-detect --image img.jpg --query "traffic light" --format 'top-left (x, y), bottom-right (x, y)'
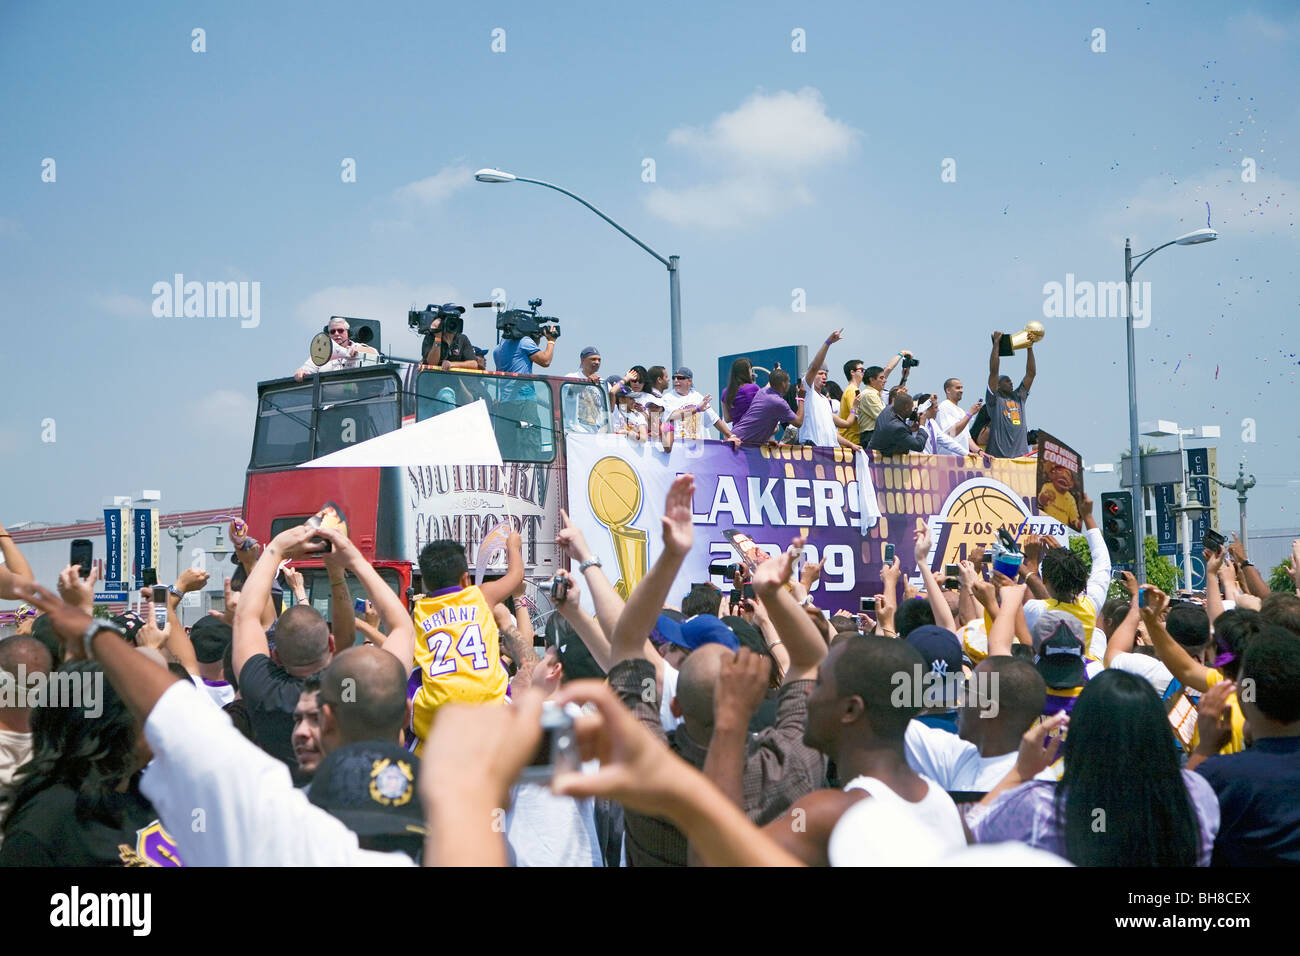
top-left (1101, 492), bottom-right (1137, 568)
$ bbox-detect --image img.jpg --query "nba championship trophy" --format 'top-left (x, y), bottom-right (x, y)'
top-left (587, 457), bottom-right (648, 599)
top-left (996, 321), bottom-right (1045, 356)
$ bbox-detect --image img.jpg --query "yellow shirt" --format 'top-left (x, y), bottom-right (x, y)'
top-left (839, 385), bottom-right (860, 441)
top-left (410, 585), bottom-right (508, 754)
top-left (1039, 595), bottom-right (1098, 634)
top-left (855, 385), bottom-right (885, 434)
top-left (1191, 667), bottom-right (1247, 755)
top-left (1038, 483), bottom-right (1080, 527)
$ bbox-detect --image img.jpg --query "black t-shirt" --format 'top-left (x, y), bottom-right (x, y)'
top-left (0, 778), bottom-right (182, 867)
top-left (239, 654), bottom-right (309, 783)
top-left (421, 332), bottom-right (475, 365)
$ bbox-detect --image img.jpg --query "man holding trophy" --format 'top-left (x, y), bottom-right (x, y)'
top-left (984, 323), bottom-right (1042, 458)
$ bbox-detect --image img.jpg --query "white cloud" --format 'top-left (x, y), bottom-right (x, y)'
top-left (1106, 168), bottom-right (1298, 244)
top-left (667, 88), bottom-right (859, 173)
top-left (646, 88), bottom-right (860, 232)
top-left (91, 293), bottom-right (151, 319)
top-left (393, 165), bottom-right (473, 208)
top-left (293, 279), bottom-right (463, 331)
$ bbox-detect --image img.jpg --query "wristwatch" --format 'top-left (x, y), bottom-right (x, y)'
top-left (166, 585), bottom-right (184, 602)
top-left (83, 618), bottom-right (127, 660)
top-left (578, 557), bottom-right (603, 573)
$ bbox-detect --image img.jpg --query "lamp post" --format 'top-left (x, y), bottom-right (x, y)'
top-left (474, 168), bottom-right (684, 374)
top-left (1212, 461), bottom-right (1256, 549)
top-left (168, 522), bottom-right (228, 582)
top-left (1124, 227), bottom-right (1217, 583)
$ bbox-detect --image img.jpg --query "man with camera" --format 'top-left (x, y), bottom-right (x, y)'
top-left (418, 304), bottom-right (479, 370)
top-left (493, 319), bottom-right (556, 376)
top-left (294, 317), bottom-right (379, 381)
top-left (853, 349), bottom-right (915, 446)
top-left (868, 391), bottom-right (928, 457)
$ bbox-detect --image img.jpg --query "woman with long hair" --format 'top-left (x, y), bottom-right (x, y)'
top-left (0, 660), bottom-right (180, 866)
top-left (969, 669), bottom-right (1219, 865)
top-left (722, 357), bottom-right (758, 424)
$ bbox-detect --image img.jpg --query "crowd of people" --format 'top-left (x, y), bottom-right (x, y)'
top-left (1, 465), bottom-right (1297, 867)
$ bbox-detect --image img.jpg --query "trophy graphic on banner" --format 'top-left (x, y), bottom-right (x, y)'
top-left (997, 321), bottom-right (1046, 356)
top-left (587, 457), bottom-right (648, 599)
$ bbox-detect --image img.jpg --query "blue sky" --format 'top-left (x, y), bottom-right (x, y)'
top-left (2, 0), bottom-right (1297, 527)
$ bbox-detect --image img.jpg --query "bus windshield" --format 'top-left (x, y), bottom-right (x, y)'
top-left (415, 369), bottom-right (557, 463)
top-left (250, 368), bottom-right (403, 469)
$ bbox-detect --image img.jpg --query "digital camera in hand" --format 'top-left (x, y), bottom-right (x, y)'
top-left (517, 701), bottom-right (583, 784)
top-left (902, 355), bottom-right (920, 369)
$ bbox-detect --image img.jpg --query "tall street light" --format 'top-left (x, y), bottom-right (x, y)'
top-left (475, 168), bottom-right (684, 373)
top-left (1124, 227), bottom-right (1217, 583)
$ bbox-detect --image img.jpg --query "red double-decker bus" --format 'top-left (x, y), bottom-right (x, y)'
top-left (242, 362), bottom-right (609, 623)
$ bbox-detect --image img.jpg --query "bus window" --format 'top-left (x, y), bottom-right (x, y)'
top-left (314, 376), bottom-right (401, 457)
top-left (252, 386), bottom-right (315, 467)
top-left (287, 567), bottom-right (404, 643)
top-left (416, 370), bottom-right (555, 463)
top-left (561, 381), bottom-right (609, 435)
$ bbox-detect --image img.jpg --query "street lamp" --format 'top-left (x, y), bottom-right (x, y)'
top-left (1213, 461), bottom-right (1257, 549)
top-left (1123, 227), bottom-right (1218, 583)
top-left (1142, 420), bottom-right (1218, 590)
top-left (168, 522), bottom-right (228, 582)
top-left (474, 168), bottom-right (685, 373)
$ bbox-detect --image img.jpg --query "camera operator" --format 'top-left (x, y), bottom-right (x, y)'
top-left (868, 391), bottom-right (928, 457)
top-left (493, 319), bottom-right (556, 375)
top-left (421, 304), bottom-right (478, 370)
top-left (853, 348), bottom-right (914, 446)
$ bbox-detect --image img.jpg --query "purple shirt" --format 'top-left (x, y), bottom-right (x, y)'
top-left (722, 382), bottom-right (759, 423)
top-left (969, 770), bottom-right (1220, 864)
top-left (733, 387), bottom-right (794, 444)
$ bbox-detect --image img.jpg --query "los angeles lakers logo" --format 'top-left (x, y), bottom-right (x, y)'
top-left (929, 478), bottom-right (1032, 568)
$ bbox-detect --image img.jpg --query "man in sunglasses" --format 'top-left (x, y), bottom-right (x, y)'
top-left (294, 316), bottom-right (379, 381)
top-left (659, 367), bottom-right (743, 448)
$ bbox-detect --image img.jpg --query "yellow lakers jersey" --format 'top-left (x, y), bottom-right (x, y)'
top-left (410, 585), bottom-right (508, 754)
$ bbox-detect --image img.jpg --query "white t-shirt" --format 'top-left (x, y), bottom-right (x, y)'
top-left (660, 662), bottom-right (683, 733)
top-left (922, 419), bottom-right (968, 456)
top-left (190, 675), bottom-right (236, 709)
top-left (659, 389), bottom-right (720, 440)
top-left (0, 728), bottom-right (33, 847)
top-left (798, 391), bottom-right (840, 448)
top-left (1108, 652), bottom-right (1175, 698)
top-left (142, 680), bottom-right (414, 866)
top-left (506, 783), bottom-right (604, 867)
top-left (937, 399), bottom-right (968, 435)
top-left (829, 773), bottom-right (967, 866)
top-left (903, 720), bottom-right (1017, 793)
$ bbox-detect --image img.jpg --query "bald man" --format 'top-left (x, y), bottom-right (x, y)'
top-left (317, 646), bottom-right (410, 753)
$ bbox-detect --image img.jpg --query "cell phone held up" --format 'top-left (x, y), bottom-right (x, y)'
top-left (883, 543), bottom-right (896, 564)
top-left (303, 502), bottom-right (348, 552)
top-left (70, 539), bottom-right (93, 579)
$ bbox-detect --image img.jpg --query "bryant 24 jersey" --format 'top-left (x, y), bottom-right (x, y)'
top-left (409, 585), bottom-right (508, 754)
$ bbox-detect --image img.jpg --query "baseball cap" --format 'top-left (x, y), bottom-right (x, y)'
top-left (308, 741), bottom-right (427, 840)
top-left (1032, 612), bottom-right (1087, 689)
top-left (650, 613), bottom-right (683, 649)
top-left (673, 615), bottom-right (741, 652)
top-left (190, 615), bottom-right (233, 664)
top-left (674, 366), bottom-right (694, 379)
top-left (580, 346), bottom-right (600, 360)
top-left (906, 625), bottom-right (964, 678)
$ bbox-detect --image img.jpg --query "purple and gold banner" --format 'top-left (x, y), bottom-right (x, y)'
top-left (565, 435), bottom-right (1071, 613)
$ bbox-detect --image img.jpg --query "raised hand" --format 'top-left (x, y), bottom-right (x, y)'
top-left (1120, 570), bottom-right (1139, 601)
top-left (1138, 585), bottom-right (1170, 620)
top-left (11, 581), bottom-right (94, 653)
top-left (269, 524), bottom-right (326, 560)
top-left (827, 328), bottom-right (844, 345)
top-left (175, 567), bottom-right (210, 593)
top-left (556, 508), bottom-right (594, 563)
top-left (1013, 712), bottom-right (1068, 780)
top-left (660, 474), bottom-right (696, 557)
top-left (57, 563), bottom-right (99, 611)
top-left (753, 536), bottom-right (803, 597)
top-left (913, 525), bottom-right (932, 567)
top-left (714, 648), bottom-right (771, 725)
